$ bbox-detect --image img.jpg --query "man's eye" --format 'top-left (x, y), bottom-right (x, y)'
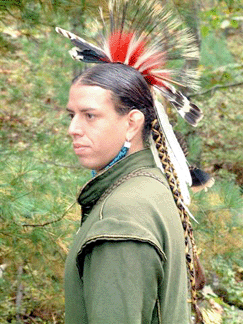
top-left (68, 113), bottom-right (74, 119)
top-left (86, 113), bottom-right (95, 120)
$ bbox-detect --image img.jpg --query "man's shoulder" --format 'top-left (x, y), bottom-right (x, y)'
top-left (75, 167), bottom-right (176, 267)
top-left (105, 167), bottom-right (169, 202)
top-left (100, 166), bottom-right (178, 226)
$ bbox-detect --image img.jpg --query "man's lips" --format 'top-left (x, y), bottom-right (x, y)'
top-left (73, 143), bottom-right (90, 155)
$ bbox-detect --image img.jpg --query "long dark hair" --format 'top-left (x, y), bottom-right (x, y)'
top-left (73, 63), bottom-right (156, 142)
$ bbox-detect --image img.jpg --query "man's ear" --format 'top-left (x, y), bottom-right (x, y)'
top-left (126, 109), bottom-right (145, 142)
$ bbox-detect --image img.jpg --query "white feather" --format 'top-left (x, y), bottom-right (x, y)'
top-left (154, 98), bottom-right (192, 205)
top-left (149, 135), bottom-right (164, 173)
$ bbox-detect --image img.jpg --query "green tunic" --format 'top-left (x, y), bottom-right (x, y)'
top-left (65, 148), bottom-right (190, 323)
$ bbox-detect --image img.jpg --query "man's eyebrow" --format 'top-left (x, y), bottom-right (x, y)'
top-left (66, 107), bottom-right (97, 112)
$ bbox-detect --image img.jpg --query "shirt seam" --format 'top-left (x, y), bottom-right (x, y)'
top-left (77, 234), bottom-right (167, 262)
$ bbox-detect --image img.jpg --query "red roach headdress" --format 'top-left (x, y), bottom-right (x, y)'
top-left (56, 0), bottom-right (203, 127)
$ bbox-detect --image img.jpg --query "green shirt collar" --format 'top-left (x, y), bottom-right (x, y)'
top-left (78, 148), bottom-right (156, 207)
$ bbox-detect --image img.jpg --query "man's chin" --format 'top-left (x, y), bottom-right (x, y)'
top-left (78, 157), bottom-right (105, 172)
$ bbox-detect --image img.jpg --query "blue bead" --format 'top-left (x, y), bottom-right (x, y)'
top-left (91, 145), bottom-right (129, 177)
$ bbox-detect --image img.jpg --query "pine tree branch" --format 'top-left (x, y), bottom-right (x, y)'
top-left (189, 81), bottom-right (243, 97)
top-left (22, 201), bottom-right (76, 227)
top-left (4, 8), bottom-right (20, 20)
top-left (41, 159), bottom-right (81, 169)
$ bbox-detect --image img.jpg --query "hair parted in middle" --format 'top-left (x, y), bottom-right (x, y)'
top-left (73, 63), bottom-right (156, 142)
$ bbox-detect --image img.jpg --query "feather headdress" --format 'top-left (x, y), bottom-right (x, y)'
top-left (56, 0), bottom-right (205, 205)
top-left (56, 0), bottom-right (203, 125)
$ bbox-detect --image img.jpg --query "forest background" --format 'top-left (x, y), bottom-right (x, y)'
top-left (0, 0), bottom-right (243, 323)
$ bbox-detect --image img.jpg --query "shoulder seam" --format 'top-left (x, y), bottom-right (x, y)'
top-left (76, 234), bottom-right (166, 278)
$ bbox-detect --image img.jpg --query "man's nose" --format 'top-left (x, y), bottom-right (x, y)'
top-left (68, 115), bottom-right (84, 137)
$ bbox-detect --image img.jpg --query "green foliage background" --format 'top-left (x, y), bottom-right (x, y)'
top-left (1, 0), bottom-right (243, 323)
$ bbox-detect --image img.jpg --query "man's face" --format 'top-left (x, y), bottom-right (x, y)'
top-left (67, 84), bottom-right (129, 171)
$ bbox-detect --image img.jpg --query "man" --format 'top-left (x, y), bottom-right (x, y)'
top-left (56, 1), bottom-right (205, 322)
top-left (64, 63), bottom-right (191, 323)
